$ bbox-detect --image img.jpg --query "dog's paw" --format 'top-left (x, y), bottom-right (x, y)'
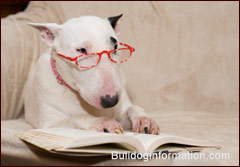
top-left (95, 119), bottom-right (124, 134)
top-left (132, 116), bottom-right (160, 135)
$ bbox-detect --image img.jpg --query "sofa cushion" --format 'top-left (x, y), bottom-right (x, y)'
top-left (1, 2), bottom-right (66, 120)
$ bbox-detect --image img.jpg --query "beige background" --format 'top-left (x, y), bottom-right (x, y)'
top-left (1, 1), bottom-right (239, 165)
top-left (60, 1), bottom-right (239, 114)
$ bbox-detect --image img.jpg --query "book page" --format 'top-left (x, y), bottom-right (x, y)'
top-left (122, 132), bottom-right (220, 154)
top-left (17, 128), bottom-right (80, 150)
top-left (32, 128), bottom-right (104, 138)
top-left (19, 128), bottom-right (145, 153)
top-left (19, 128), bottom-right (220, 154)
top-left (154, 144), bottom-right (203, 153)
top-left (121, 132), bottom-right (169, 153)
top-left (55, 143), bottom-right (133, 154)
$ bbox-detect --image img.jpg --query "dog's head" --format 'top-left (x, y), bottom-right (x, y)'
top-left (30, 15), bottom-right (127, 109)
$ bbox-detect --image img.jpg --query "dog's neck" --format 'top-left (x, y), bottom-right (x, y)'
top-left (50, 52), bottom-right (73, 89)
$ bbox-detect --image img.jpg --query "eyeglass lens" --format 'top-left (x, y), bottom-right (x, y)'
top-left (76, 48), bottom-right (131, 68)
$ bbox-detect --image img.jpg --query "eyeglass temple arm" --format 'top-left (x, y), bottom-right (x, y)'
top-left (120, 43), bottom-right (135, 52)
top-left (56, 53), bottom-right (78, 61)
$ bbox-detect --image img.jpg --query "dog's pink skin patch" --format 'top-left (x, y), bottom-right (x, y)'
top-left (94, 64), bottom-right (117, 108)
top-left (102, 72), bottom-right (116, 96)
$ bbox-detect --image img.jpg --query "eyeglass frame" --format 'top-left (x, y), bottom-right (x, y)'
top-left (56, 43), bottom-right (135, 69)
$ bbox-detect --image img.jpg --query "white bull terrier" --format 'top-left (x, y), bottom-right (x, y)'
top-left (24, 14), bottom-right (160, 134)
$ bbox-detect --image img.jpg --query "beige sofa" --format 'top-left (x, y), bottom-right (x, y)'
top-left (1, 1), bottom-right (239, 166)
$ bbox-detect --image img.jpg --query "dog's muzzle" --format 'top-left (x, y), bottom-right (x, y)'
top-left (100, 93), bottom-right (118, 108)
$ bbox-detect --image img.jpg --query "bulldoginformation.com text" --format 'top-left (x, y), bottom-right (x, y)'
top-left (111, 151), bottom-right (230, 162)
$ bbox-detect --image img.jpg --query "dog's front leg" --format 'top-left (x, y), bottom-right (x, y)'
top-left (116, 89), bottom-right (160, 135)
top-left (127, 105), bottom-right (160, 135)
top-left (50, 114), bottom-right (124, 134)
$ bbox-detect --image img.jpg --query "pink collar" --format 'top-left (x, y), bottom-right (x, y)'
top-left (51, 56), bottom-right (72, 89)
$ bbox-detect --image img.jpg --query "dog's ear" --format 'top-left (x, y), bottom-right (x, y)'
top-left (107, 14), bottom-right (123, 35)
top-left (28, 23), bottom-right (62, 46)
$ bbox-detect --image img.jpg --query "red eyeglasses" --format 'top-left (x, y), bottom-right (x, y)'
top-left (56, 43), bottom-right (135, 69)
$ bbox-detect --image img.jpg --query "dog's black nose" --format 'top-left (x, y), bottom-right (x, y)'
top-left (100, 94), bottom-right (118, 108)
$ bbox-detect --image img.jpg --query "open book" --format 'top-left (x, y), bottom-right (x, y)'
top-left (18, 128), bottom-right (220, 156)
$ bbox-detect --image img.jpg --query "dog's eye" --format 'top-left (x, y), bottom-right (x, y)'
top-left (76, 48), bottom-right (87, 54)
